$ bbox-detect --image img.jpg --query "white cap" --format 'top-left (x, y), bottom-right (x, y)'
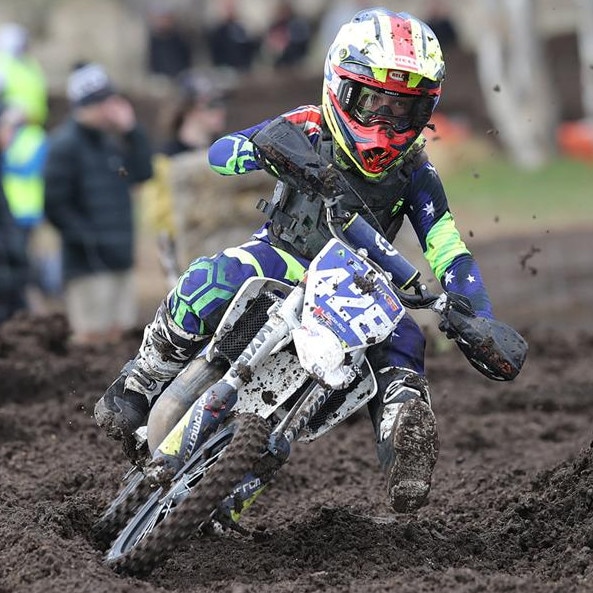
top-left (67, 63), bottom-right (116, 107)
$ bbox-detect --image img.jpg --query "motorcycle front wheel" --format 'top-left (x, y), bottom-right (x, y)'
top-left (92, 465), bottom-right (148, 549)
top-left (104, 413), bottom-right (270, 575)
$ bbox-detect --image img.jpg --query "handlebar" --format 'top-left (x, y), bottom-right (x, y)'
top-left (339, 212), bottom-right (420, 290)
top-left (332, 209), bottom-right (443, 310)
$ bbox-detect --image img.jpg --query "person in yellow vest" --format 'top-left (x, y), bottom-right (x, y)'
top-left (0, 104), bottom-right (57, 300)
top-left (0, 102), bottom-right (28, 322)
top-left (0, 23), bottom-right (48, 228)
top-left (0, 24), bottom-right (56, 301)
top-left (0, 23), bottom-right (48, 126)
top-left (0, 105), bottom-right (47, 232)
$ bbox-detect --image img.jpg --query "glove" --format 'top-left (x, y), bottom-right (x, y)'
top-left (251, 117), bottom-right (347, 199)
top-left (439, 294), bottom-right (528, 381)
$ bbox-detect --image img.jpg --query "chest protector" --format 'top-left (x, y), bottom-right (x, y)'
top-left (257, 129), bottom-right (427, 260)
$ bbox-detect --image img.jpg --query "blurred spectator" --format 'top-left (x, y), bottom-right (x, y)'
top-left (160, 71), bottom-right (229, 156)
top-left (426, 0), bottom-right (458, 50)
top-left (146, 4), bottom-right (192, 79)
top-left (262, 1), bottom-right (312, 69)
top-left (0, 23), bottom-right (48, 126)
top-left (161, 71), bottom-right (228, 157)
top-left (141, 71), bottom-right (229, 283)
top-left (44, 62), bottom-right (153, 345)
top-left (0, 23), bottom-right (57, 305)
top-left (206, 0), bottom-right (259, 72)
top-left (0, 103), bottom-right (28, 323)
top-left (0, 105), bottom-right (46, 239)
top-left (0, 103), bottom-right (58, 303)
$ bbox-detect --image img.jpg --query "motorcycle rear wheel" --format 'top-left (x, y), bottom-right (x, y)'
top-left (104, 413), bottom-right (270, 575)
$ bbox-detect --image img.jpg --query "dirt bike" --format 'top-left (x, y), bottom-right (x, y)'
top-left (93, 118), bottom-right (527, 575)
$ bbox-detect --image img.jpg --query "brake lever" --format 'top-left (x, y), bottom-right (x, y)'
top-left (394, 280), bottom-right (440, 309)
top-left (433, 292), bottom-right (476, 317)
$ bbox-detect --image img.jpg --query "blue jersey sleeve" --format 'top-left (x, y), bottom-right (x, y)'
top-left (404, 161), bottom-right (493, 318)
top-left (208, 121), bottom-right (271, 175)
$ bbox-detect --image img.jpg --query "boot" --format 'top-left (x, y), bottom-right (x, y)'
top-left (94, 301), bottom-right (206, 440)
top-left (371, 368), bottom-right (439, 513)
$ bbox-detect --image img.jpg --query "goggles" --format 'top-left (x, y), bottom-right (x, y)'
top-left (352, 86), bottom-right (417, 131)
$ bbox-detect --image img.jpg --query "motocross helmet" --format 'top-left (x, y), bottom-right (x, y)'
top-left (322, 9), bottom-right (445, 181)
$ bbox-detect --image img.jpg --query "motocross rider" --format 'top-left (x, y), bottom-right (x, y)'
top-left (95, 8), bottom-right (497, 513)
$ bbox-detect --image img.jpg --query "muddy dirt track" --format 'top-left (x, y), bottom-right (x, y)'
top-left (1, 226), bottom-right (593, 593)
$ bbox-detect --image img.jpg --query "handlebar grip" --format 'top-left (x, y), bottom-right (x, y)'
top-left (340, 213), bottom-right (421, 290)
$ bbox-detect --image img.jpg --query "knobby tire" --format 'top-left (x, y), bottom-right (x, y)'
top-left (92, 468), bottom-right (153, 550)
top-left (106, 413), bottom-right (270, 575)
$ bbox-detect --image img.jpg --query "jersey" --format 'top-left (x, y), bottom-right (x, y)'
top-left (208, 105), bottom-right (493, 318)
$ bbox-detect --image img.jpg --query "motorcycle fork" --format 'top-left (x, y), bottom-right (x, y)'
top-left (217, 381), bottom-right (343, 525)
top-left (218, 384), bottom-right (331, 524)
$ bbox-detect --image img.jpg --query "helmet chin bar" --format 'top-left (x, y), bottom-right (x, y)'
top-left (334, 139), bottom-right (410, 181)
top-left (360, 128), bottom-right (419, 175)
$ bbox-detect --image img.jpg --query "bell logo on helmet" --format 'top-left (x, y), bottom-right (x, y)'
top-left (388, 71), bottom-right (407, 82)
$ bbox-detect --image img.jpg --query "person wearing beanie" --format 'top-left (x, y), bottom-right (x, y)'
top-left (44, 62), bottom-right (153, 345)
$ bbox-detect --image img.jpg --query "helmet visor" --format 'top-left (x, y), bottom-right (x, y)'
top-left (352, 86), bottom-right (417, 131)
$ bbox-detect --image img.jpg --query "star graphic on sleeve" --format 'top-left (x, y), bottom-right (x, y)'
top-left (444, 270), bottom-right (455, 286)
top-left (466, 274), bottom-right (476, 284)
top-left (423, 201), bottom-right (435, 217)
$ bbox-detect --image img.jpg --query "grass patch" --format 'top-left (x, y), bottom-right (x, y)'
top-left (440, 156), bottom-right (593, 236)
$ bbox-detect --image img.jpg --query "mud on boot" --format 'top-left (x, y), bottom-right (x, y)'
top-left (94, 367), bottom-right (150, 441)
top-left (94, 301), bottom-right (206, 441)
top-left (386, 397), bottom-right (439, 513)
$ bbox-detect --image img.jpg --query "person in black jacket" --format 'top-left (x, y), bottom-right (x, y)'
top-left (206, 0), bottom-right (259, 72)
top-left (44, 62), bottom-right (153, 345)
top-left (146, 5), bottom-right (192, 79)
